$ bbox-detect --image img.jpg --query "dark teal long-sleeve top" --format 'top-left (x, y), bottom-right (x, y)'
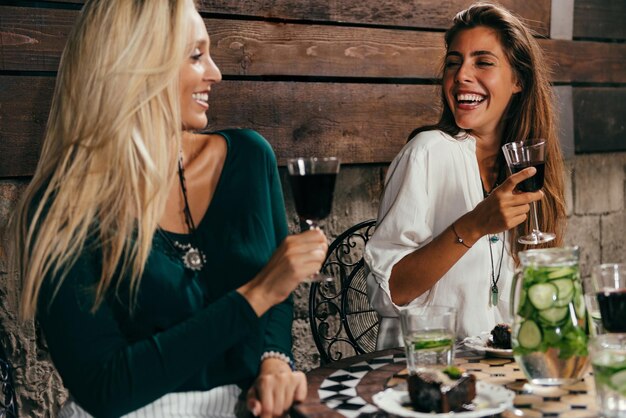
top-left (37, 129), bottom-right (292, 417)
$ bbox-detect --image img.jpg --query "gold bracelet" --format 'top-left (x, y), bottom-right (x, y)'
top-left (451, 223), bottom-right (472, 249)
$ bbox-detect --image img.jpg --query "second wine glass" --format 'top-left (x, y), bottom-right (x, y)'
top-left (287, 157), bottom-right (340, 281)
top-left (502, 140), bottom-right (555, 245)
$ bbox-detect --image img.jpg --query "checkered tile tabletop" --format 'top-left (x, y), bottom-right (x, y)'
top-left (291, 347), bottom-right (598, 418)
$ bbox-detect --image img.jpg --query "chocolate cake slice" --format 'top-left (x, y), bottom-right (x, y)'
top-left (407, 367), bottom-right (476, 413)
top-left (490, 323), bottom-right (512, 349)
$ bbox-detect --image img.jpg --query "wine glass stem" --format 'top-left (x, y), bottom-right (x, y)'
top-left (302, 219), bottom-right (318, 232)
top-left (530, 201), bottom-right (541, 237)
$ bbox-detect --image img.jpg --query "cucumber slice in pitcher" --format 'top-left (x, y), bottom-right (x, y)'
top-left (528, 283), bottom-right (558, 310)
top-left (547, 267), bottom-right (576, 279)
top-left (551, 278), bottom-right (574, 307)
top-left (539, 306), bottom-right (569, 325)
top-left (518, 320), bottom-right (542, 349)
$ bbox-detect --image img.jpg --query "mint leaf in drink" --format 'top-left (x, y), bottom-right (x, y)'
top-left (413, 338), bottom-right (453, 351)
top-left (442, 366), bottom-right (462, 379)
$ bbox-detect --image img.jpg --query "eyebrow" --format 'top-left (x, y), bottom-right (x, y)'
top-left (187, 38), bottom-right (209, 51)
top-left (446, 50), bottom-right (499, 59)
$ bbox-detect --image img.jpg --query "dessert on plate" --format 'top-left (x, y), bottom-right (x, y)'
top-left (489, 323), bottom-right (512, 349)
top-left (407, 366), bottom-right (476, 413)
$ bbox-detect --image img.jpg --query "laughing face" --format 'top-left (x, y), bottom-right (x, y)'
top-left (443, 26), bottom-right (521, 141)
top-left (179, 5), bottom-right (221, 130)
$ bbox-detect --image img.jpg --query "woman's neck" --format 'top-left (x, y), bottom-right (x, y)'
top-left (473, 132), bottom-right (503, 194)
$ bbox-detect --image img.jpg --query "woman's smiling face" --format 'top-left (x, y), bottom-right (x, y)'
top-left (179, 4), bottom-right (221, 130)
top-left (443, 26), bottom-right (521, 140)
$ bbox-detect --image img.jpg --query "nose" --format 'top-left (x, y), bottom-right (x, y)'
top-left (204, 55), bottom-right (222, 84)
top-left (454, 61), bottom-right (473, 84)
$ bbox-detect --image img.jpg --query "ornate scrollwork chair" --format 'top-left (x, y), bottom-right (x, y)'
top-left (309, 219), bottom-right (380, 364)
top-left (0, 343), bottom-right (18, 418)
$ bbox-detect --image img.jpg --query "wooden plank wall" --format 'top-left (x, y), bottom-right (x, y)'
top-left (0, 0), bottom-right (624, 177)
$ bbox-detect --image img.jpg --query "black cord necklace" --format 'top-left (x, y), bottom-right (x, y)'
top-left (482, 163), bottom-right (506, 306)
top-left (159, 154), bottom-right (207, 271)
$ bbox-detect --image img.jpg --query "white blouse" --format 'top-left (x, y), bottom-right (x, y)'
top-left (364, 130), bottom-right (514, 349)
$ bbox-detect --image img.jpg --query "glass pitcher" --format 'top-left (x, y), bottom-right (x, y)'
top-left (511, 247), bottom-right (589, 385)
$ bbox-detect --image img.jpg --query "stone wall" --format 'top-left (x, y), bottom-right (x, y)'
top-left (1, 153), bottom-right (625, 414)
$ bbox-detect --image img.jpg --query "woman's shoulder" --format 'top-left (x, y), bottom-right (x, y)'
top-left (404, 129), bottom-right (470, 153)
top-left (214, 128), bottom-right (274, 156)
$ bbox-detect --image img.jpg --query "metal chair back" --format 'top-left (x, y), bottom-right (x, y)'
top-left (309, 219), bottom-right (380, 364)
top-left (0, 344), bottom-right (18, 418)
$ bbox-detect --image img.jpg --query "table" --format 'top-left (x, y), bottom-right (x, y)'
top-left (292, 347), bottom-right (598, 418)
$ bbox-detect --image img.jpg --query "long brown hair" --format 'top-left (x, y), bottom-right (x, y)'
top-left (409, 2), bottom-right (566, 260)
top-left (12, 0), bottom-right (197, 319)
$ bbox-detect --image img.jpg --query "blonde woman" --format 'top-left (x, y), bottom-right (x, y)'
top-left (365, 3), bottom-right (566, 347)
top-left (11, 1), bottom-right (327, 417)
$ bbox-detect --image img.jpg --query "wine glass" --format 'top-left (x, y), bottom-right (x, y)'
top-left (502, 140), bottom-right (555, 245)
top-left (590, 263), bottom-right (626, 333)
top-left (287, 157), bottom-right (340, 282)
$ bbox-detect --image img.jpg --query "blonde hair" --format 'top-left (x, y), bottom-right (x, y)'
top-left (409, 2), bottom-right (566, 260)
top-left (13, 0), bottom-right (196, 319)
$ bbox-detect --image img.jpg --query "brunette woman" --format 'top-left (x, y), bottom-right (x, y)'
top-left (365, 2), bottom-right (566, 347)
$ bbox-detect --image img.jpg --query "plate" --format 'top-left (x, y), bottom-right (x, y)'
top-left (372, 381), bottom-right (515, 418)
top-left (463, 332), bottom-right (513, 358)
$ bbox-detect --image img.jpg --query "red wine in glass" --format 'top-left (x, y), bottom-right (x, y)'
top-left (290, 173), bottom-right (337, 222)
top-left (287, 157), bottom-right (340, 281)
top-left (597, 290), bottom-right (626, 332)
top-left (502, 140), bottom-right (555, 245)
top-left (510, 162), bottom-right (545, 192)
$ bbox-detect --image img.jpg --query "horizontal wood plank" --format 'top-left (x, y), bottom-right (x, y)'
top-left (0, 7), bottom-right (74, 72)
top-left (3, 76), bottom-right (625, 177)
top-left (0, 76), bottom-right (440, 177)
top-left (0, 77), bottom-right (55, 178)
top-left (574, 88), bottom-right (626, 153)
top-left (210, 21), bottom-right (444, 78)
top-left (2, 7), bottom-right (625, 83)
top-left (541, 39), bottom-right (626, 84)
top-left (574, 0), bottom-right (626, 40)
top-left (28, 0), bottom-right (551, 35)
top-left (201, 0), bottom-right (551, 36)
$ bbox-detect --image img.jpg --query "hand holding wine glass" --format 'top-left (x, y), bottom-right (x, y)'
top-left (287, 157), bottom-right (340, 281)
top-left (502, 140), bottom-right (555, 245)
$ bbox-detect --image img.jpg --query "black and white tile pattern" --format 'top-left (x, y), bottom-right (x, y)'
top-left (317, 353), bottom-right (406, 417)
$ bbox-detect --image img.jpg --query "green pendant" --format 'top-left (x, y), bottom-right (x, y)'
top-left (491, 286), bottom-right (499, 306)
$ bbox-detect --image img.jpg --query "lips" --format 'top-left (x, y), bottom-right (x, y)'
top-left (192, 91), bottom-right (209, 109)
top-left (454, 92), bottom-right (486, 110)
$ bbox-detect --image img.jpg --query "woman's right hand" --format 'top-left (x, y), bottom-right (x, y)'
top-left (237, 229), bottom-right (328, 316)
top-left (461, 166), bottom-right (544, 241)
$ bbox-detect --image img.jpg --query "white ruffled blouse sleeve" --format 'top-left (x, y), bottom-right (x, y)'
top-left (364, 144), bottom-right (434, 318)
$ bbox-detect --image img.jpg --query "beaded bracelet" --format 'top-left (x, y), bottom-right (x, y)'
top-left (260, 351), bottom-right (296, 371)
top-left (451, 223), bottom-right (472, 249)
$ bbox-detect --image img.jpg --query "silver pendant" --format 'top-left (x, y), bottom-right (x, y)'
top-left (182, 247), bottom-right (205, 271)
top-left (169, 238), bottom-right (206, 272)
top-left (491, 285), bottom-right (499, 306)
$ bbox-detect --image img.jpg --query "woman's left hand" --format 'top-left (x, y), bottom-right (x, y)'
top-left (247, 358), bottom-right (307, 417)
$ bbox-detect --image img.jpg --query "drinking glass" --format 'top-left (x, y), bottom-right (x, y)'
top-left (590, 264), bottom-right (626, 333)
top-left (502, 140), bottom-right (555, 245)
top-left (287, 157), bottom-right (340, 282)
top-left (590, 333), bottom-right (626, 417)
top-left (399, 306), bottom-right (457, 373)
top-left (584, 277), bottom-right (605, 336)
